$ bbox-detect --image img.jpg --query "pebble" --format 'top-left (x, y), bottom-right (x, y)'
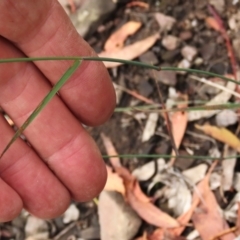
top-left (177, 59), bottom-right (191, 73)
top-left (162, 35), bottom-right (181, 51)
top-left (179, 31), bottom-right (193, 41)
top-left (233, 38), bottom-right (240, 60)
top-left (200, 42), bottom-right (216, 61)
top-left (98, 191), bottom-right (141, 240)
top-left (181, 45), bottom-right (198, 62)
top-left (209, 62), bottom-right (227, 75)
top-left (25, 216), bottom-right (49, 239)
top-left (139, 51), bottom-right (158, 65)
top-left (215, 110), bottom-right (238, 127)
top-left (174, 150), bottom-right (194, 170)
top-left (138, 80), bottom-right (154, 97)
top-left (154, 13), bottom-right (176, 32)
top-left (156, 64), bottom-right (177, 86)
top-left (62, 204), bottom-right (80, 224)
top-left (209, 0), bottom-right (225, 13)
top-left (161, 49), bottom-right (180, 62)
top-left (194, 57), bottom-right (203, 66)
top-left (70, 0), bottom-right (116, 37)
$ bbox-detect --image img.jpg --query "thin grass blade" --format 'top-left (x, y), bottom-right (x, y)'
top-left (0, 60), bottom-right (81, 159)
top-left (0, 57), bottom-right (239, 85)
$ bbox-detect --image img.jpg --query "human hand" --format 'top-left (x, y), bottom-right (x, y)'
top-left (0, 0), bottom-right (115, 222)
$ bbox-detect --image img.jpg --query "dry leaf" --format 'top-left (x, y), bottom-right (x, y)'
top-left (126, 1), bottom-right (149, 9)
top-left (235, 202), bottom-right (240, 235)
top-left (149, 196), bottom-right (200, 240)
top-left (127, 188), bottom-right (179, 228)
top-left (132, 159), bottom-right (166, 181)
top-left (135, 232), bottom-right (148, 240)
top-left (195, 124), bottom-right (240, 152)
top-left (222, 148), bottom-right (236, 191)
top-left (168, 100), bottom-right (188, 166)
top-left (206, 17), bottom-right (221, 32)
top-left (100, 132), bottom-right (121, 167)
top-left (172, 197), bottom-right (200, 236)
top-left (99, 34), bottom-right (160, 68)
top-left (115, 165), bottom-right (179, 228)
top-left (101, 133), bottom-right (179, 228)
top-left (116, 84), bottom-right (155, 104)
top-left (182, 164), bottom-right (208, 184)
top-left (188, 76), bottom-right (235, 121)
top-left (131, 180), bottom-right (151, 203)
top-left (224, 193), bottom-right (240, 224)
top-left (142, 112), bottom-right (159, 142)
top-left (104, 166), bottom-right (125, 195)
top-left (192, 162), bottom-right (235, 240)
top-left (171, 103), bottom-right (188, 149)
top-left (104, 21), bottom-right (142, 52)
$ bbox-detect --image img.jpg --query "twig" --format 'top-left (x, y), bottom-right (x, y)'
top-left (190, 75), bottom-right (240, 99)
top-left (67, 0), bottom-right (76, 13)
top-left (152, 74), bottom-right (179, 166)
top-left (114, 84), bottom-right (155, 104)
top-left (208, 4), bottom-right (238, 89)
top-left (210, 226), bottom-right (237, 240)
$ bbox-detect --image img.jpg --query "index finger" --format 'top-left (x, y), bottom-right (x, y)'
top-left (0, 0), bottom-right (116, 126)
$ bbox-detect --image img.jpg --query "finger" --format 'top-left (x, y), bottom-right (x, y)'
top-left (0, 177), bottom-right (22, 222)
top-left (0, 38), bottom-right (107, 202)
top-left (0, 0), bottom-right (116, 126)
top-left (0, 115), bottom-right (71, 219)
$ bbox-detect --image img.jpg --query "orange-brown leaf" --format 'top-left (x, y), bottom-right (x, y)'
top-left (104, 21), bottom-right (142, 52)
top-left (127, 189), bottom-right (179, 228)
top-left (192, 161), bottom-right (235, 240)
top-left (149, 192), bottom-right (200, 240)
top-left (126, 1), bottom-right (149, 9)
top-left (101, 132), bottom-right (178, 228)
top-left (99, 34), bottom-right (160, 68)
top-left (104, 166), bottom-right (126, 195)
top-left (171, 105), bottom-right (188, 149)
top-left (195, 124), bottom-right (240, 152)
top-left (100, 133), bottom-right (122, 168)
top-left (205, 17), bottom-right (221, 32)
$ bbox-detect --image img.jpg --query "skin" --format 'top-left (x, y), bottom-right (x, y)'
top-left (0, 0), bottom-right (116, 222)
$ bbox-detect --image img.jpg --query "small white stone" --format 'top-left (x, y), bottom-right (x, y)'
top-left (63, 204), bottom-right (80, 224)
top-left (191, 19), bottom-right (198, 27)
top-left (177, 59), bottom-right (191, 74)
top-left (181, 45), bottom-right (198, 62)
top-left (25, 216), bottom-right (49, 238)
top-left (162, 35), bottom-right (180, 50)
top-left (99, 191), bottom-right (141, 240)
top-left (215, 110), bottom-right (238, 127)
top-left (194, 57), bottom-right (203, 66)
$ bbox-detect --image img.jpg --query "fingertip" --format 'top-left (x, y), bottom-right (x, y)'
top-left (27, 193), bottom-right (71, 220)
top-left (64, 59), bottom-right (116, 127)
top-left (72, 156), bottom-right (107, 202)
top-left (0, 180), bottom-right (23, 222)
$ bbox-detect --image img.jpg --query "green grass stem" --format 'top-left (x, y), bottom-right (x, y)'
top-left (0, 60), bottom-right (81, 159)
top-left (0, 57), bottom-right (239, 84)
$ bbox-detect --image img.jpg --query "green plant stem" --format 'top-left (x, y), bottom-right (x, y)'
top-left (102, 154), bottom-right (239, 160)
top-left (0, 60), bottom-right (81, 159)
top-left (0, 57), bottom-right (239, 84)
top-left (114, 103), bottom-right (240, 113)
top-left (0, 56), bottom-right (160, 71)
